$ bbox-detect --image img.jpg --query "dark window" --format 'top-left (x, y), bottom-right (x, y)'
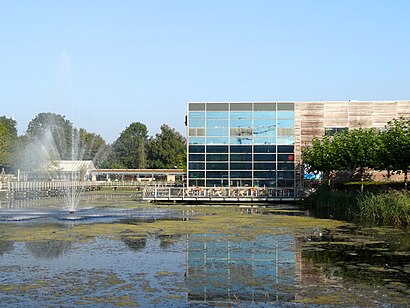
top-left (206, 171), bottom-right (228, 178)
top-left (206, 162), bottom-right (228, 170)
top-left (254, 145), bottom-right (276, 153)
top-left (189, 162), bottom-right (205, 170)
top-left (253, 162), bottom-right (276, 170)
top-left (189, 145), bottom-right (205, 153)
top-left (278, 154), bottom-right (294, 161)
top-left (189, 154), bottom-right (205, 161)
top-left (230, 153), bottom-right (252, 161)
top-left (253, 154), bottom-right (276, 161)
top-left (230, 171), bottom-right (252, 178)
top-left (189, 171), bottom-right (205, 178)
top-left (325, 127), bottom-right (348, 136)
top-left (230, 162), bottom-right (252, 170)
top-left (254, 171), bottom-right (276, 178)
top-left (230, 145), bottom-right (252, 153)
top-left (277, 145), bottom-right (294, 153)
top-left (206, 179), bottom-right (229, 187)
top-left (206, 153), bottom-right (228, 161)
top-left (189, 179), bottom-right (205, 186)
top-left (277, 171), bottom-right (294, 180)
top-left (277, 162), bottom-right (295, 171)
top-left (206, 145), bottom-right (228, 153)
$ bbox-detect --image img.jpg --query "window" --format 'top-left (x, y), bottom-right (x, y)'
top-left (325, 127), bottom-right (348, 136)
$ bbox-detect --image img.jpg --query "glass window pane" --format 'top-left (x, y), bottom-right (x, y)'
top-left (230, 119), bottom-right (252, 128)
top-left (253, 111), bottom-right (276, 119)
top-left (278, 162), bottom-right (295, 170)
top-left (277, 145), bottom-right (294, 153)
top-left (207, 103), bottom-right (228, 111)
top-left (230, 137), bottom-right (253, 145)
top-left (278, 154), bottom-right (294, 161)
top-left (254, 171), bottom-right (276, 178)
top-left (277, 136), bottom-right (294, 145)
top-left (254, 103), bottom-right (276, 111)
top-left (230, 171), bottom-right (252, 178)
top-left (230, 103), bottom-right (252, 111)
top-left (230, 153), bottom-right (252, 161)
top-left (206, 162), bottom-right (228, 170)
top-left (189, 137), bottom-right (205, 144)
top-left (189, 145), bottom-right (205, 153)
top-left (206, 171), bottom-right (228, 178)
top-left (230, 145), bottom-right (252, 153)
top-left (188, 153), bottom-right (205, 161)
top-left (254, 162), bottom-right (276, 170)
top-left (206, 179), bottom-right (229, 187)
top-left (206, 153), bottom-right (228, 161)
top-left (189, 162), bottom-right (205, 170)
top-left (206, 111), bottom-right (228, 119)
top-left (230, 112), bottom-right (252, 120)
top-left (189, 103), bottom-right (205, 111)
top-left (206, 145), bottom-right (228, 153)
top-left (206, 137), bottom-right (228, 144)
top-left (207, 128), bottom-right (228, 136)
top-left (254, 137), bottom-right (276, 145)
top-left (254, 154), bottom-right (276, 161)
top-left (230, 162), bottom-right (252, 170)
top-left (189, 119), bottom-right (205, 128)
top-left (277, 111), bottom-right (294, 119)
top-left (277, 103), bottom-right (294, 111)
top-left (230, 127), bottom-right (252, 137)
top-left (278, 171), bottom-right (294, 180)
top-left (189, 171), bottom-right (205, 178)
top-left (254, 145), bottom-right (276, 153)
top-left (277, 119), bottom-right (294, 128)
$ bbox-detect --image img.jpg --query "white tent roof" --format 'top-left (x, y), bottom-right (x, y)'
top-left (52, 160), bottom-right (96, 173)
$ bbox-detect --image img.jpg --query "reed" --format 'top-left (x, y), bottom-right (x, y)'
top-left (356, 191), bottom-right (410, 227)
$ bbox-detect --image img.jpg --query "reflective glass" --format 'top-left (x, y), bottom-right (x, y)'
top-left (206, 128), bottom-right (228, 137)
top-left (230, 137), bottom-right (253, 145)
top-left (189, 118), bottom-right (205, 128)
top-left (277, 119), bottom-right (294, 128)
top-left (206, 179), bottom-right (229, 187)
top-left (278, 162), bottom-right (295, 171)
top-left (230, 119), bottom-right (252, 128)
top-left (253, 111), bottom-right (276, 119)
top-left (230, 127), bottom-right (252, 136)
top-left (206, 137), bottom-right (229, 144)
top-left (189, 128), bottom-right (205, 136)
top-left (278, 154), bottom-right (294, 161)
top-left (189, 179), bottom-right (205, 186)
top-left (230, 112), bottom-right (252, 120)
top-left (277, 111), bottom-right (294, 119)
top-left (206, 111), bottom-right (228, 119)
top-left (189, 145), bottom-right (205, 153)
top-left (189, 137), bottom-right (205, 144)
top-left (277, 145), bottom-right (294, 153)
top-left (189, 171), bottom-right (205, 178)
top-left (277, 136), bottom-right (294, 145)
top-left (253, 137), bottom-right (275, 145)
top-left (277, 171), bottom-right (294, 180)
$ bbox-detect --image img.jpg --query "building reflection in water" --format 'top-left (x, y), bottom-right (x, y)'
top-left (185, 234), bottom-right (302, 304)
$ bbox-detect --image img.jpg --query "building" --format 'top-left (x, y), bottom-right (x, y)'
top-left (186, 101), bottom-right (410, 197)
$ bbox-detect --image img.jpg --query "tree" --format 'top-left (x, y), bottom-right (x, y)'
top-left (111, 122), bottom-right (148, 169)
top-left (77, 128), bottom-right (111, 168)
top-left (0, 116), bottom-right (18, 171)
top-left (26, 112), bottom-right (76, 161)
top-left (147, 124), bottom-right (186, 169)
top-left (381, 117), bottom-right (410, 188)
top-left (302, 135), bottom-right (338, 185)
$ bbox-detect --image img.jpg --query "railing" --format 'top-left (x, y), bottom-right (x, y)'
top-left (143, 186), bottom-right (298, 200)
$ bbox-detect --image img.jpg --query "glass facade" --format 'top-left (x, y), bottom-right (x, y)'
top-left (187, 102), bottom-right (295, 192)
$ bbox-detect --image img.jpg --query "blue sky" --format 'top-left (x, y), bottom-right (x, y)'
top-left (1, 0), bottom-right (410, 143)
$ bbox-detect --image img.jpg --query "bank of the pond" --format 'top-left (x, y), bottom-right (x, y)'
top-left (304, 186), bottom-right (410, 228)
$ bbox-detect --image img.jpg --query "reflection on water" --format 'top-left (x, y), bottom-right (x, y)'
top-left (186, 234), bottom-right (300, 304)
top-left (26, 240), bottom-right (73, 259)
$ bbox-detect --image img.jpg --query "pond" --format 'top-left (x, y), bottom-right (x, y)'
top-left (0, 200), bottom-right (409, 307)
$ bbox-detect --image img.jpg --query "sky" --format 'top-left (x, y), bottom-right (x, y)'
top-left (1, 0), bottom-right (410, 143)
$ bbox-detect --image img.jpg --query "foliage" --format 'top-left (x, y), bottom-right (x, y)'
top-left (111, 122), bottom-right (148, 169)
top-left (78, 128), bottom-right (111, 167)
top-left (380, 117), bottom-right (410, 187)
top-left (147, 125), bottom-right (186, 169)
top-left (302, 118), bottom-right (410, 188)
top-left (0, 116), bottom-right (17, 170)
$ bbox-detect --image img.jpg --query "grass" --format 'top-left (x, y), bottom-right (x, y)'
top-left (356, 191), bottom-right (410, 228)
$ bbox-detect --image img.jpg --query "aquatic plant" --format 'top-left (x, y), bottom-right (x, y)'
top-left (356, 191), bottom-right (410, 228)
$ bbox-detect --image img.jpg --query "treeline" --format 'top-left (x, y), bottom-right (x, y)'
top-left (0, 112), bottom-right (186, 173)
top-left (302, 117), bottom-right (410, 188)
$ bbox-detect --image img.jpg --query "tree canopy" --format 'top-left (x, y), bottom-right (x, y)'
top-left (0, 116), bottom-right (18, 170)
